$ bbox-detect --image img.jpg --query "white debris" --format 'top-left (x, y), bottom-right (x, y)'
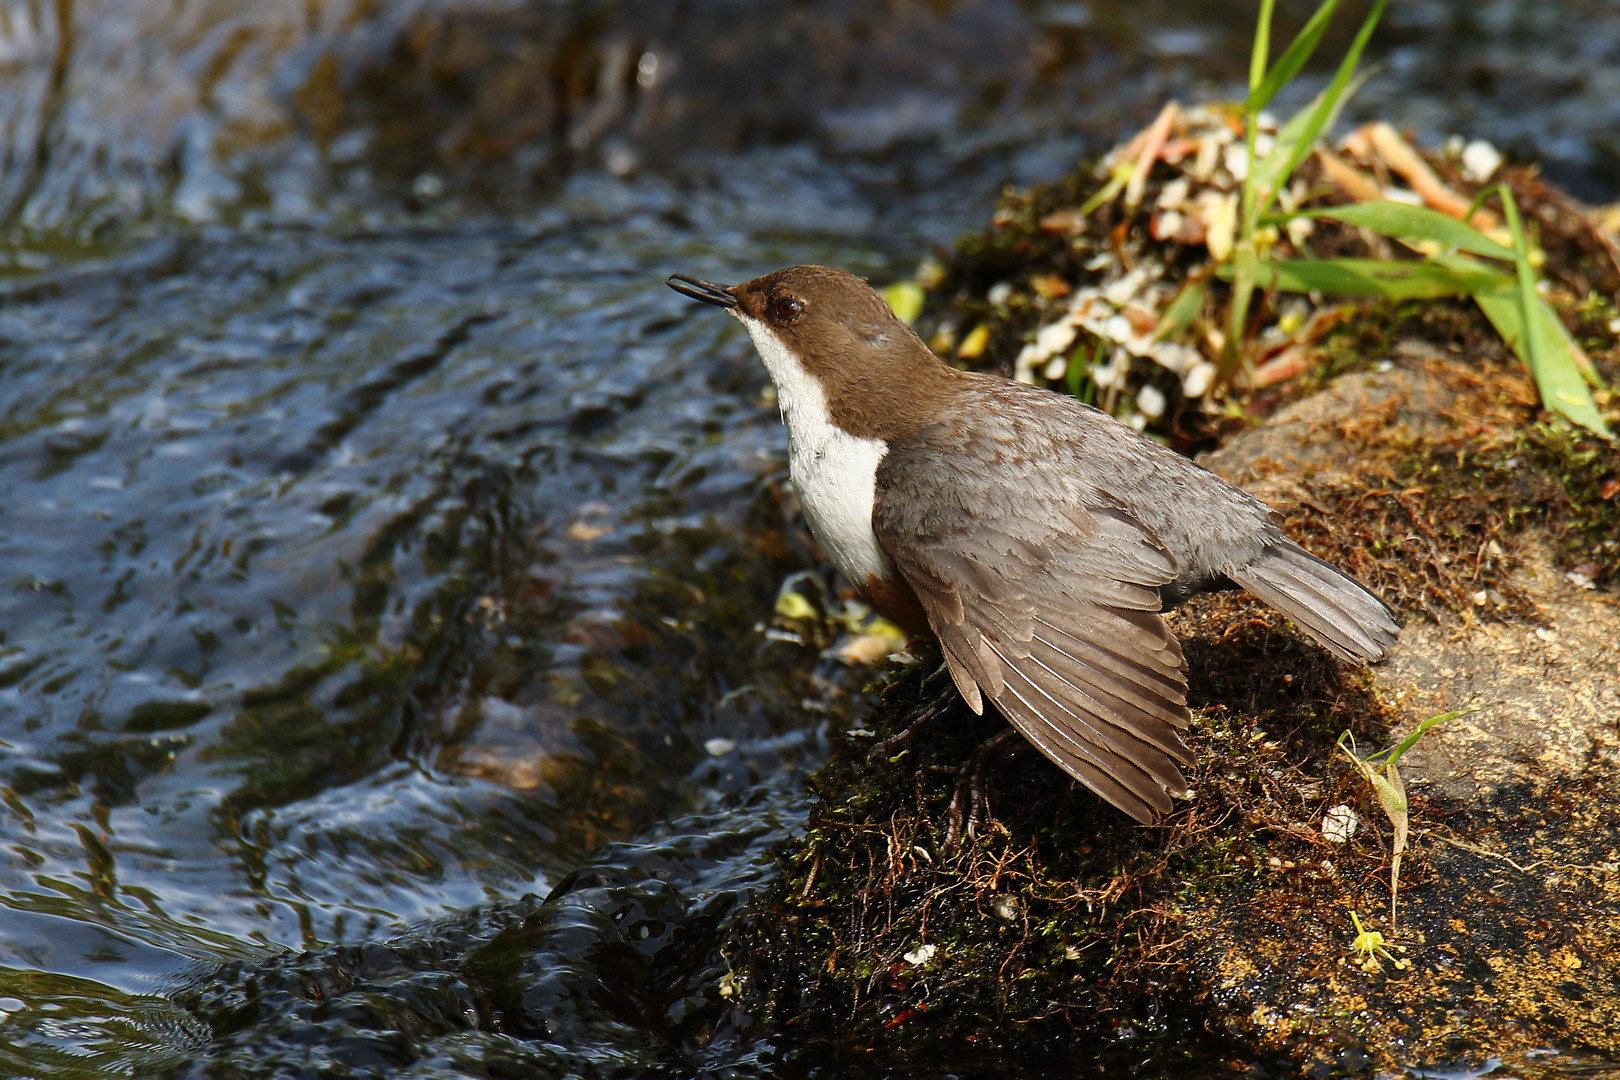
top-left (1015, 317), bottom-right (1082, 384)
top-left (704, 738), bottom-right (736, 757)
top-left (1322, 804), bottom-right (1360, 843)
top-left (1014, 343), bottom-right (1041, 384)
top-left (1136, 384), bottom-right (1166, 419)
top-left (1035, 319), bottom-right (1078, 356)
top-left (1565, 567), bottom-right (1596, 590)
top-left (1156, 177), bottom-right (1191, 210)
top-left (1222, 142), bottom-right (1250, 181)
top-left (1103, 314), bottom-right (1134, 343)
top-left (1092, 347), bottom-right (1131, 389)
top-left (1182, 361), bottom-right (1216, 398)
top-left (1152, 209), bottom-right (1185, 240)
top-left (1461, 139), bottom-right (1503, 182)
top-left (1198, 191), bottom-right (1237, 260)
top-left (1043, 356), bottom-right (1069, 381)
top-left (1149, 342), bottom-right (1202, 375)
top-left (902, 944), bottom-right (937, 966)
top-left (1276, 178), bottom-right (1308, 214)
top-left (1103, 266), bottom-right (1152, 307)
top-left (987, 281), bottom-right (1014, 305)
top-left (1192, 134), bottom-right (1221, 180)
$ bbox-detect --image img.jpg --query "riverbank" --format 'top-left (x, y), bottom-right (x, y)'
top-left (739, 128), bottom-right (1620, 1077)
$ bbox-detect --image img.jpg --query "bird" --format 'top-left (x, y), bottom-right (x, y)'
top-left (667, 265), bottom-right (1399, 823)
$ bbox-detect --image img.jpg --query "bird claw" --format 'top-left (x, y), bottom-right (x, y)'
top-left (865, 688), bottom-right (957, 764)
top-left (944, 728), bottom-right (1022, 849)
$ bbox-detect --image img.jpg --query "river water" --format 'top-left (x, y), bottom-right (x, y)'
top-left (0, 2), bottom-right (1614, 1076)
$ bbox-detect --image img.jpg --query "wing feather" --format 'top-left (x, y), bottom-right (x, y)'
top-left (874, 454), bottom-right (1195, 822)
top-left (1000, 640), bottom-right (1189, 790)
top-left (990, 666), bottom-right (1170, 823)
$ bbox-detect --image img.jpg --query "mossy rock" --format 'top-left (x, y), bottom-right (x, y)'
top-left (739, 344), bottom-right (1620, 1077)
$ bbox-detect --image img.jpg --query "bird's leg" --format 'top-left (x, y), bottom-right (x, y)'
top-left (944, 727), bottom-right (1022, 848)
top-left (865, 685), bottom-right (957, 764)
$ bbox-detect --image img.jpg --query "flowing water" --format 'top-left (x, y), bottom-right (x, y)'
top-left (0, 1), bottom-right (1614, 1076)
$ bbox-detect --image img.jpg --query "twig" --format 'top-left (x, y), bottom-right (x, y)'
top-left (1431, 834), bottom-right (1620, 877)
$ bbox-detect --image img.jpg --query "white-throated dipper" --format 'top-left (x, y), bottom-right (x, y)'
top-left (668, 265), bottom-right (1400, 823)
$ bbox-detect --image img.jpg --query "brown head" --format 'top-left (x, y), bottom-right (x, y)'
top-left (668, 265), bottom-right (960, 441)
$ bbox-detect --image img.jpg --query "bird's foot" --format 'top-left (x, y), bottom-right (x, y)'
top-left (944, 727), bottom-right (1022, 849)
top-left (865, 686), bottom-right (958, 764)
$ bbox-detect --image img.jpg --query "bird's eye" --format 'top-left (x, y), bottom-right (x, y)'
top-left (772, 296), bottom-right (803, 322)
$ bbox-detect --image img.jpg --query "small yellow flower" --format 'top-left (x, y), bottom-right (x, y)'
top-left (1350, 911), bottom-right (1410, 973)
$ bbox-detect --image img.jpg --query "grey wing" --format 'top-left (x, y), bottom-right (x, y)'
top-left (874, 466), bottom-right (1194, 824)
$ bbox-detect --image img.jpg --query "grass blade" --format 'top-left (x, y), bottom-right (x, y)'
top-left (1249, 0), bottom-right (1277, 95)
top-left (1302, 201), bottom-right (1516, 260)
top-left (1252, 0), bottom-right (1387, 213)
top-left (1252, 69), bottom-right (1373, 216)
top-left (1497, 185), bottom-right (1611, 435)
top-left (1222, 247), bottom-right (1260, 382)
top-left (1233, 257), bottom-right (1507, 299)
top-left (1153, 275), bottom-right (1209, 341)
top-left (1248, 0), bottom-right (1343, 113)
top-left (1370, 709), bottom-right (1471, 767)
top-left (1079, 162), bottom-right (1131, 217)
top-left (1474, 286), bottom-right (1612, 434)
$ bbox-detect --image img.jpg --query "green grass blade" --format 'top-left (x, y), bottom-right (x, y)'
top-left (1248, 0), bottom-right (1343, 113)
top-left (1497, 185), bottom-right (1611, 435)
top-left (1249, 0), bottom-right (1277, 94)
top-left (1222, 246), bottom-right (1261, 381)
top-left (1302, 201), bottom-right (1516, 260)
top-left (1079, 163), bottom-right (1131, 217)
top-left (1252, 0), bottom-right (1387, 212)
top-left (1153, 276), bottom-right (1208, 341)
top-left (1232, 257), bottom-right (1507, 298)
top-left (1252, 68), bottom-right (1373, 211)
top-left (1475, 286), bottom-right (1613, 434)
top-left (1069, 337), bottom-right (1103, 403)
top-left (1371, 709), bottom-right (1473, 767)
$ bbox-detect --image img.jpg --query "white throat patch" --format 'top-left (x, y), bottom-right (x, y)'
top-left (734, 313), bottom-right (893, 589)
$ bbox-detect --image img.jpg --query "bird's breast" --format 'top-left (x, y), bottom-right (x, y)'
top-left (787, 420), bottom-right (895, 596)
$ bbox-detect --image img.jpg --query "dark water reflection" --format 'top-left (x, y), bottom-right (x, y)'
top-left (0, 1), bottom-right (1615, 1076)
top-left (0, 198), bottom-right (898, 1075)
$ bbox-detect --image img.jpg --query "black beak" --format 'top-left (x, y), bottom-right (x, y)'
top-left (667, 274), bottom-right (738, 309)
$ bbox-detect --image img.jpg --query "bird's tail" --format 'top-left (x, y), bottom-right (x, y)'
top-left (1227, 540), bottom-right (1400, 663)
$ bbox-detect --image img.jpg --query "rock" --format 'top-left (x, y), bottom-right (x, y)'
top-left (1202, 362), bottom-right (1620, 803)
top-left (1182, 361), bottom-right (1620, 1072)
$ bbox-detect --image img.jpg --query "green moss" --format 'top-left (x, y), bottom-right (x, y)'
top-left (743, 631), bottom-right (1390, 1075)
